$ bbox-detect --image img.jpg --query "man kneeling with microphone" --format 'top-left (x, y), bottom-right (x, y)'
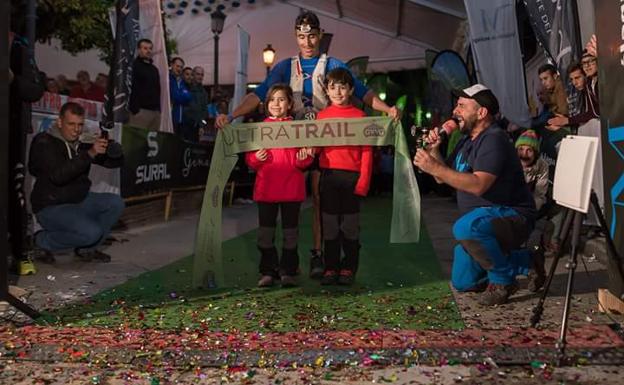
top-left (414, 85), bottom-right (536, 306)
top-left (29, 102), bottom-right (125, 264)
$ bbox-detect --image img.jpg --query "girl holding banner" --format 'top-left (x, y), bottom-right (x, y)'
top-left (245, 85), bottom-right (313, 287)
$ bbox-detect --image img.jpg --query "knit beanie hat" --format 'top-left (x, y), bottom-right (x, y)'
top-left (515, 129), bottom-right (540, 153)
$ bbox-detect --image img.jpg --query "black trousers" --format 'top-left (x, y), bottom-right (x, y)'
top-left (257, 201), bottom-right (301, 276)
top-left (320, 169), bottom-right (361, 272)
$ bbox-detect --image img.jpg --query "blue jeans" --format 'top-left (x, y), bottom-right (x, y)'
top-left (35, 192), bottom-right (125, 252)
top-left (451, 206), bottom-right (533, 290)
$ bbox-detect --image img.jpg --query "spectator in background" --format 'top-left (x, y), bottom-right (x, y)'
top-left (515, 130), bottom-right (548, 293)
top-left (169, 57), bottom-right (192, 136)
top-left (547, 51), bottom-right (599, 129)
top-left (9, 27), bottom-right (46, 275)
top-left (565, 62), bottom-right (587, 121)
top-left (70, 70), bottom-right (105, 102)
top-left (531, 64), bottom-right (568, 129)
top-left (46, 78), bottom-right (60, 94)
top-left (182, 67), bottom-right (193, 86)
top-left (56, 74), bottom-right (70, 95)
top-left (182, 66), bottom-right (209, 142)
top-left (129, 38), bottom-right (161, 131)
top-left (95, 73), bottom-right (108, 91)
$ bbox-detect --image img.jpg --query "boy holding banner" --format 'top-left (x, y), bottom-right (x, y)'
top-left (317, 68), bottom-right (373, 286)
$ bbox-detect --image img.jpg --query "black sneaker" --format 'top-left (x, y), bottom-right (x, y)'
top-left (280, 275), bottom-right (297, 288)
top-left (320, 270), bottom-right (338, 286)
top-left (30, 247), bottom-right (55, 264)
top-left (74, 249), bottom-right (112, 263)
top-left (309, 249), bottom-right (324, 279)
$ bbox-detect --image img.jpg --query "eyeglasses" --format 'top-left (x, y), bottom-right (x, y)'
top-left (581, 58), bottom-right (596, 66)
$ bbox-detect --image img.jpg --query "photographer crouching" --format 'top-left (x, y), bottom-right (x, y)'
top-left (413, 85), bottom-right (537, 306)
top-left (28, 102), bottom-right (125, 263)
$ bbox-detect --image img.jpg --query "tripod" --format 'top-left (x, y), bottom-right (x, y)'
top-left (530, 190), bottom-right (622, 364)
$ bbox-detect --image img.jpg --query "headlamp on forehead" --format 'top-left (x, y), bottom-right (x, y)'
top-left (295, 11), bottom-right (320, 33)
top-left (296, 23), bottom-right (318, 33)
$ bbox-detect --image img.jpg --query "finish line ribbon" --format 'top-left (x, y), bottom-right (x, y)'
top-left (193, 117), bottom-right (420, 288)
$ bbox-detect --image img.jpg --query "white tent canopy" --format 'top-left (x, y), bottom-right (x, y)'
top-left (36, 0), bottom-right (466, 85)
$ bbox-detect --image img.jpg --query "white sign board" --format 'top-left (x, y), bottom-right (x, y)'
top-left (553, 135), bottom-right (599, 214)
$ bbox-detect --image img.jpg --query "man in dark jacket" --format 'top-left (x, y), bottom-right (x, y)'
top-left (181, 66), bottom-right (209, 142)
top-left (128, 39), bottom-right (161, 130)
top-left (29, 102), bottom-right (125, 263)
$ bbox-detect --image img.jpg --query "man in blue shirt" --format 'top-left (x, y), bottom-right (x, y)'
top-left (216, 11), bottom-right (399, 279)
top-left (414, 85), bottom-right (537, 306)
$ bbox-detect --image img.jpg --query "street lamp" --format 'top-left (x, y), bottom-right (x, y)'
top-left (211, 8), bottom-right (226, 94)
top-left (263, 44), bottom-right (276, 76)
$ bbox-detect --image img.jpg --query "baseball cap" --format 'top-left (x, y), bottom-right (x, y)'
top-left (453, 84), bottom-right (500, 116)
top-left (295, 11), bottom-right (320, 33)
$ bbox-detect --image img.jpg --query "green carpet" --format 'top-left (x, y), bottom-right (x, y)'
top-left (45, 197), bottom-right (463, 331)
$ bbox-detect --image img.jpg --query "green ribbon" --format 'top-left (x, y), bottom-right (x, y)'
top-left (193, 117), bottom-right (420, 288)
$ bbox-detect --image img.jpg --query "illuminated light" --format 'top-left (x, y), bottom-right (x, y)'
top-left (379, 92), bottom-right (386, 101)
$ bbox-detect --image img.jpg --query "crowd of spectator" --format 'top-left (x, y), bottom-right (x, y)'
top-left (41, 38), bottom-right (233, 143)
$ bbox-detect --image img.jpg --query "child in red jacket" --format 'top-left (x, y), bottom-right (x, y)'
top-left (317, 68), bottom-right (373, 286)
top-left (246, 84), bottom-right (313, 287)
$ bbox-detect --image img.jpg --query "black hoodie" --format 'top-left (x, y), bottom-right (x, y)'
top-left (28, 127), bottom-right (123, 213)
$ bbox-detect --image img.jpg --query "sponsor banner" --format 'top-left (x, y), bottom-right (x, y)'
top-left (523, 0), bottom-right (581, 75)
top-left (464, 0), bottom-right (532, 127)
top-left (193, 117), bottom-right (420, 288)
top-left (120, 126), bottom-right (211, 197)
top-left (32, 92), bottom-right (104, 121)
top-left (595, 0), bottom-right (624, 296)
top-left (107, 0), bottom-right (139, 123)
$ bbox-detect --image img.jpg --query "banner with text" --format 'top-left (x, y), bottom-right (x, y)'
top-left (595, 0), bottom-right (624, 297)
top-left (107, 0), bottom-right (139, 123)
top-left (523, 0), bottom-right (580, 75)
top-left (121, 126), bottom-right (212, 197)
top-left (193, 117), bottom-right (421, 288)
top-left (464, 0), bottom-right (531, 127)
top-left (33, 92), bottom-right (104, 122)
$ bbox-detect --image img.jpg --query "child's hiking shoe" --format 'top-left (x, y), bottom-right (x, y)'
top-left (337, 269), bottom-right (355, 286)
top-left (320, 270), bottom-right (338, 286)
top-left (258, 275), bottom-right (275, 287)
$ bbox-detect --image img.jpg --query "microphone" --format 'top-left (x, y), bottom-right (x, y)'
top-left (437, 117), bottom-right (459, 143)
